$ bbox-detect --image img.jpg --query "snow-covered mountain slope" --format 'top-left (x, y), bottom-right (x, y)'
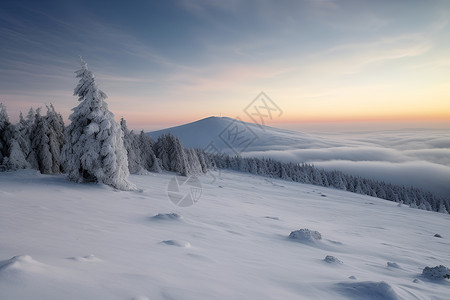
top-left (148, 117), bottom-right (450, 197)
top-left (148, 116), bottom-right (335, 153)
top-left (1, 169), bottom-right (449, 299)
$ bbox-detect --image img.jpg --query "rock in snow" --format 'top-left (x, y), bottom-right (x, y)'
top-left (151, 213), bottom-right (182, 221)
top-left (289, 229), bottom-right (322, 243)
top-left (324, 255), bottom-right (342, 264)
top-left (422, 265), bottom-right (450, 280)
top-left (67, 254), bottom-right (102, 263)
top-left (387, 262), bottom-right (401, 269)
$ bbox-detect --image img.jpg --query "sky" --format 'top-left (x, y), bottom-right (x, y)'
top-left (1, 0), bottom-right (449, 131)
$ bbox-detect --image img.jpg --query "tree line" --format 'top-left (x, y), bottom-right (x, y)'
top-left (0, 58), bottom-right (448, 214)
top-left (202, 154), bottom-right (450, 214)
top-left (0, 106), bottom-right (208, 182)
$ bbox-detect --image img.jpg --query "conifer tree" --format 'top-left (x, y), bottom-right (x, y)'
top-left (4, 116), bottom-right (31, 170)
top-left (62, 59), bottom-right (133, 190)
top-left (155, 133), bottom-right (188, 175)
top-left (0, 103), bottom-right (10, 165)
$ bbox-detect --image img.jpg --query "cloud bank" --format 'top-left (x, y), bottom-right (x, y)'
top-left (244, 129), bottom-right (450, 197)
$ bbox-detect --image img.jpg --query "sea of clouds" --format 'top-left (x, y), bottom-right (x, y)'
top-left (245, 129), bottom-right (450, 197)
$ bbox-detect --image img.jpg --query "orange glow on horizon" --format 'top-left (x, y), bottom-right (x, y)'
top-left (122, 110), bottom-right (450, 131)
top-left (274, 113), bottom-right (450, 124)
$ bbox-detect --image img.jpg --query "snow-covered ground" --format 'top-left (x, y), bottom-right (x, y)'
top-left (1, 169), bottom-right (449, 300)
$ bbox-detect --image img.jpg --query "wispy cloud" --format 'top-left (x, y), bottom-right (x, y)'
top-left (1, 0), bottom-right (449, 128)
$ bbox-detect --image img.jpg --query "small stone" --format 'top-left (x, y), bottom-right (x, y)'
top-left (324, 255), bottom-right (342, 264)
top-left (289, 229), bottom-right (322, 242)
top-left (387, 262), bottom-right (400, 269)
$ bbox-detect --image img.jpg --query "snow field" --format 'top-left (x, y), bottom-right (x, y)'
top-left (0, 169), bottom-right (449, 299)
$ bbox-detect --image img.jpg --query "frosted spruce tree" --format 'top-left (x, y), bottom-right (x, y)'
top-left (120, 117), bottom-right (144, 174)
top-left (62, 59), bottom-right (134, 190)
top-left (45, 104), bottom-right (65, 173)
top-left (31, 109), bottom-right (52, 174)
top-left (18, 111), bottom-right (39, 169)
top-left (0, 103), bottom-right (11, 164)
top-left (155, 133), bottom-right (188, 176)
top-left (138, 130), bottom-right (160, 173)
top-left (31, 105), bottom-right (65, 174)
top-left (22, 108), bottom-right (40, 169)
top-left (4, 114), bottom-right (31, 170)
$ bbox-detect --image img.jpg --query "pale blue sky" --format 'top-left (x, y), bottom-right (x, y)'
top-left (1, 0), bottom-right (449, 130)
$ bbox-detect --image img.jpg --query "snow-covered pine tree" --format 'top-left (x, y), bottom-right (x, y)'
top-left (248, 158), bottom-right (258, 174)
top-left (22, 108), bottom-right (39, 169)
top-left (45, 104), bottom-right (65, 173)
top-left (184, 148), bottom-right (203, 174)
top-left (4, 139), bottom-right (30, 170)
top-left (137, 130), bottom-right (160, 172)
top-left (4, 116), bottom-right (31, 170)
top-left (154, 133), bottom-right (188, 175)
top-left (120, 119), bottom-right (161, 174)
top-left (17, 111), bottom-right (39, 169)
top-left (62, 59), bottom-right (134, 190)
top-left (0, 103), bottom-right (11, 165)
top-left (195, 149), bottom-right (209, 173)
top-left (154, 134), bottom-right (169, 171)
top-left (31, 109), bottom-right (53, 174)
top-left (120, 117), bottom-right (143, 174)
top-left (438, 201), bottom-right (449, 214)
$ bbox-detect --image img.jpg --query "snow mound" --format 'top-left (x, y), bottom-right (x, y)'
top-left (387, 262), bottom-right (401, 269)
top-left (336, 281), bottom-right (400, 300)
top-left (422, 265), bottom-right (450, 280)
top-left (324, 255), bottom-right (342, 264)
top-left (0, 255), bottom-right (45, 278)
top-left (289, 229), bottom-right (322, 243)
top-left (151, 213), bottom-right (182, 221)
top-left (161, 240), bottom-right (191, 248)
top-left (67, 254), bottom-right (102, 262)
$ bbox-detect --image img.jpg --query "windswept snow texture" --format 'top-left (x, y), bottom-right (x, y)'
top-left (1, 169), bottom-right (450, 299)
top-left (148, 117), bottom-right (450, 196)
top-left (335, 281), bottom-right (400, 300)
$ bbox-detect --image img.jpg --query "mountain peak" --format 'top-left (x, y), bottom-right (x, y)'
top-left (148, 116), bottom-right (322, 155)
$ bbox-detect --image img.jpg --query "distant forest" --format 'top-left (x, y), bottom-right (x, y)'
top-left (0, 59), bottom-right (448, 213)
top-left (0, 100), bottom-right (448, 214)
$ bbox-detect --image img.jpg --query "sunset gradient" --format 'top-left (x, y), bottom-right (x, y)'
top-left (1, 0), bottom-right (449, 131)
